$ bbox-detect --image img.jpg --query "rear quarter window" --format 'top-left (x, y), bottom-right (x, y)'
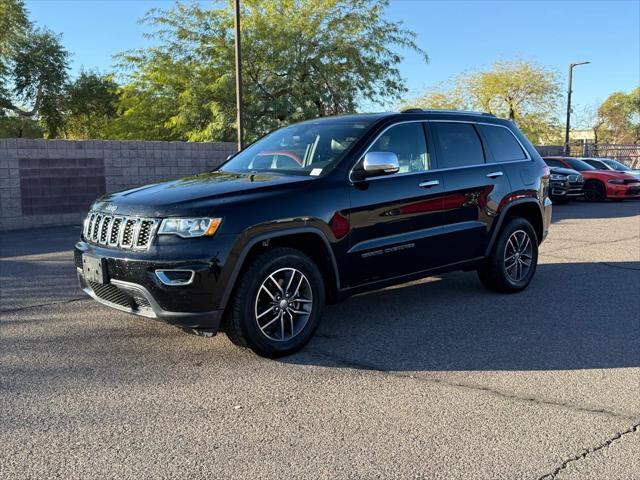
top-left (478, 124), bottom-right (527, 162)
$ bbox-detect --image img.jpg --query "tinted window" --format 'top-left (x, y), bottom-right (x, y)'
top-left (368, 122), bottom-right (429, 173)
top-left (544, 159), bottom-right (566, 168)
top-left (564, 158), bottom-right (595, 172)
top-left (432, 122), bottom-right (484, 168)
top-left (602, 159), bottom-right (631, 171)
top-left (583, 159), bottom-right (607, 170)
top-left (478, 124), bottom-right (526, 162)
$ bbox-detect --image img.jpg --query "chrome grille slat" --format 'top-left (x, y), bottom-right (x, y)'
top-left (83, 211), bottom-right (158, 250)
top-left (108, 217), bottom-right (124, 246)
top-left (99, 215), bottom-right (112, 244)
top-left (92, 215), bottom-right (103, 241)
top-left (84, 213), bottom-right (95, 239)
top-left (121, 219), bottom-right (136, 248)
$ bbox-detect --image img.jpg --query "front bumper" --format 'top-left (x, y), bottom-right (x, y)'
top-left (550, 180), bottom-right (584, 198)
top-left (74, 238), bottom-right (236, 331)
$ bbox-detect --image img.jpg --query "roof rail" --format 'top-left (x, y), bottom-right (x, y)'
top-left (400, 108), bottom-right (495, 117)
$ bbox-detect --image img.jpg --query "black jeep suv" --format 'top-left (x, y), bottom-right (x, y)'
top-left (76, 110), bottom-right (552, 357)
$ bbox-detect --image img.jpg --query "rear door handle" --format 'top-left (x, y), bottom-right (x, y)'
top-left (486, 171), bottom-right (504, 178)
top-left (419, 180), bottom-right (440, 188)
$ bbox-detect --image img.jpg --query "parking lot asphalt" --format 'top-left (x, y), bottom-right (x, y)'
top-left (1, 201), bottom-right (639, 480)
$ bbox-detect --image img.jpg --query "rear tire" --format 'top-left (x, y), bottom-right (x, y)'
top-left (224, 247), bottom-right (325, 358)
top-left (584, 180), bottom-right (606, 202)
top-left (478, 217), bottom-right (538, 293)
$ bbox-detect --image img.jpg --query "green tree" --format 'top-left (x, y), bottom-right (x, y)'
top-left (114, 0), bottom-right (427, 142)
top-left (595, 88), bottom-right (640, 144)
top-left (0, 0), bottom-right (29, 127)
top-left (404, 61), bottom-right (562, 144)
top-left (0, 0), bottom-right (69, 138)
top-left (63, 71), bottom-right (119, 139)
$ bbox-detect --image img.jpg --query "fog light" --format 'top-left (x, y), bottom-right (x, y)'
top-left (155, 270), bottom-right (195, 286)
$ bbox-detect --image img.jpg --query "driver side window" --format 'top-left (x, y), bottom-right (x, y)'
top-left (369, 123), bottom-right (430, 173)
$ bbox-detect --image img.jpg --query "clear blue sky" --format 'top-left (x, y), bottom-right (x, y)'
top-left (26, 0), bottom-right (640, 112)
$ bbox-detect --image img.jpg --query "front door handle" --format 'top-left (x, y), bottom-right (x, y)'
top-left (486, 171), bottom-right (504, 179)
top-left (419, 180), bottom-right (440, 188)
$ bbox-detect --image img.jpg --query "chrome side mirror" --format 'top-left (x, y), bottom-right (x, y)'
top-left (362, 151), bottom-right (400, 176)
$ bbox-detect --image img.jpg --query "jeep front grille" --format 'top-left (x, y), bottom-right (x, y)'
top-left (83, 212), bottom-right (159, 250)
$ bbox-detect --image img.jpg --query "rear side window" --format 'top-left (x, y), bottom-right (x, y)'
top-left (478, 124), bottom-right (527, 162)
top-left (432, 122), bottom-right (484, 168)
top-left (583, 159), bottom-right (606, 169)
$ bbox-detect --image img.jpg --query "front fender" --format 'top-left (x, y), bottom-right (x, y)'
top-left (215, 223), bottom-right (341, 311)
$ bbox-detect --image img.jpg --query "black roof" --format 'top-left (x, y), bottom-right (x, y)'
top-left (297, 109), bottom-right (510, 127)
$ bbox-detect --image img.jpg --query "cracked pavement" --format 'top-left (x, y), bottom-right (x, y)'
top-left (1, 201), bottom-right (639, 479)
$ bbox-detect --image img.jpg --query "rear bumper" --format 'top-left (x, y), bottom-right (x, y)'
top-left (542, 197), bottom-right (552, 242)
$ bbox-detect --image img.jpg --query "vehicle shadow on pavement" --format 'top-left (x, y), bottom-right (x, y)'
top-left (285, 260), bottom-right (640, 372)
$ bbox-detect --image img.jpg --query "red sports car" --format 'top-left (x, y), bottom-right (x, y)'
top-left (543, 156), bottom-right (640, 202)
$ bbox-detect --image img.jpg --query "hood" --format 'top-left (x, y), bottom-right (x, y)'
top-left (92, 171), bottom-right (315, 217)
top-left (582, 169), bottom-right (639, 181)
top-left (549, 167), bottom-right (579, 176)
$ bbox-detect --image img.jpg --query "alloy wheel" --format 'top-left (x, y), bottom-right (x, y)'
top-left (254, 267), bottom-right (313, 342)
top-left (584, 183), bottom-right (604, 201)
top-left (504, 229), bottom-right (533, 282)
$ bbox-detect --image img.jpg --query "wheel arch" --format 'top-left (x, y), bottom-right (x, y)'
top-left (220, 228), bottom-right (341, 312)
top-left (486, 199), bottom-right (544, 256)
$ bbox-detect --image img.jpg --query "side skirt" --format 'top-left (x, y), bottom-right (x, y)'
top-left (336, 256), bottom-right (485, 301)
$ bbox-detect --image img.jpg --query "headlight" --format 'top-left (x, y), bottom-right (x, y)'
top-left (607, 179), bottom-right (625, 185)
top-left (550, 174), bottom-right (567, 181)
top-left (158, 217), bottom-right (222, 238)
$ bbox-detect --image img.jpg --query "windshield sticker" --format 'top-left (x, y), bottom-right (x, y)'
top-left (310, 168), bottom-right (323, 176)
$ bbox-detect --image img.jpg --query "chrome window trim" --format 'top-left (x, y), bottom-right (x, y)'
top-left (348, 118), bottom-right (533, 183)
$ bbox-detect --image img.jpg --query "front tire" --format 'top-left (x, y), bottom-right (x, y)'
top-left (584, 180), bottom-right (606, 202)
top-left (224, 247), bottom-right (325, 358)
top-left (478, 217), bottom-right (539, 293)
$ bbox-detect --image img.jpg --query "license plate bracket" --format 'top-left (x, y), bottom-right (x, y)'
top-left (82, 254), bottom-right (108, 284)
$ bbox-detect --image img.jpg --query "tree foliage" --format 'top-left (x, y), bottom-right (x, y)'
top-left (63, 71), bottom-right (119, 139)
top-left (404, 61), bottom-right (562, 144)
top-left (594, 87), bottom-right (639, 144)
top-left (114, 0), bottom-right (427, 142)
top-left (0, 0), bottom-right (69, 137)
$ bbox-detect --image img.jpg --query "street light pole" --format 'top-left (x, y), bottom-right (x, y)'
top-left (564, 61), bottom-right (590, 155)
top-left (234, 0), bottom-right (243, 151)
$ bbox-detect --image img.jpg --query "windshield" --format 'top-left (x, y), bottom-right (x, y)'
top-left (220, 120), bottom-right (371, 176)
top-left (602, 159), bottom-right (631, 171)
top-left (565, 158), bottom-right (595, 171)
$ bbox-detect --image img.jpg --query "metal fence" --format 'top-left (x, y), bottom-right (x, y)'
top-left (571, 143), bottom-right (640, 169)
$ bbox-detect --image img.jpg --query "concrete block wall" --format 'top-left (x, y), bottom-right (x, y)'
top-left (0, 139), bottom-right (236, 231)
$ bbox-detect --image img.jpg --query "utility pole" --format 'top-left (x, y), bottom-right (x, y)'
top-left (234, 0), bottom-right (243, 151)
top-left (564, 61), bottom-right (590, 155)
